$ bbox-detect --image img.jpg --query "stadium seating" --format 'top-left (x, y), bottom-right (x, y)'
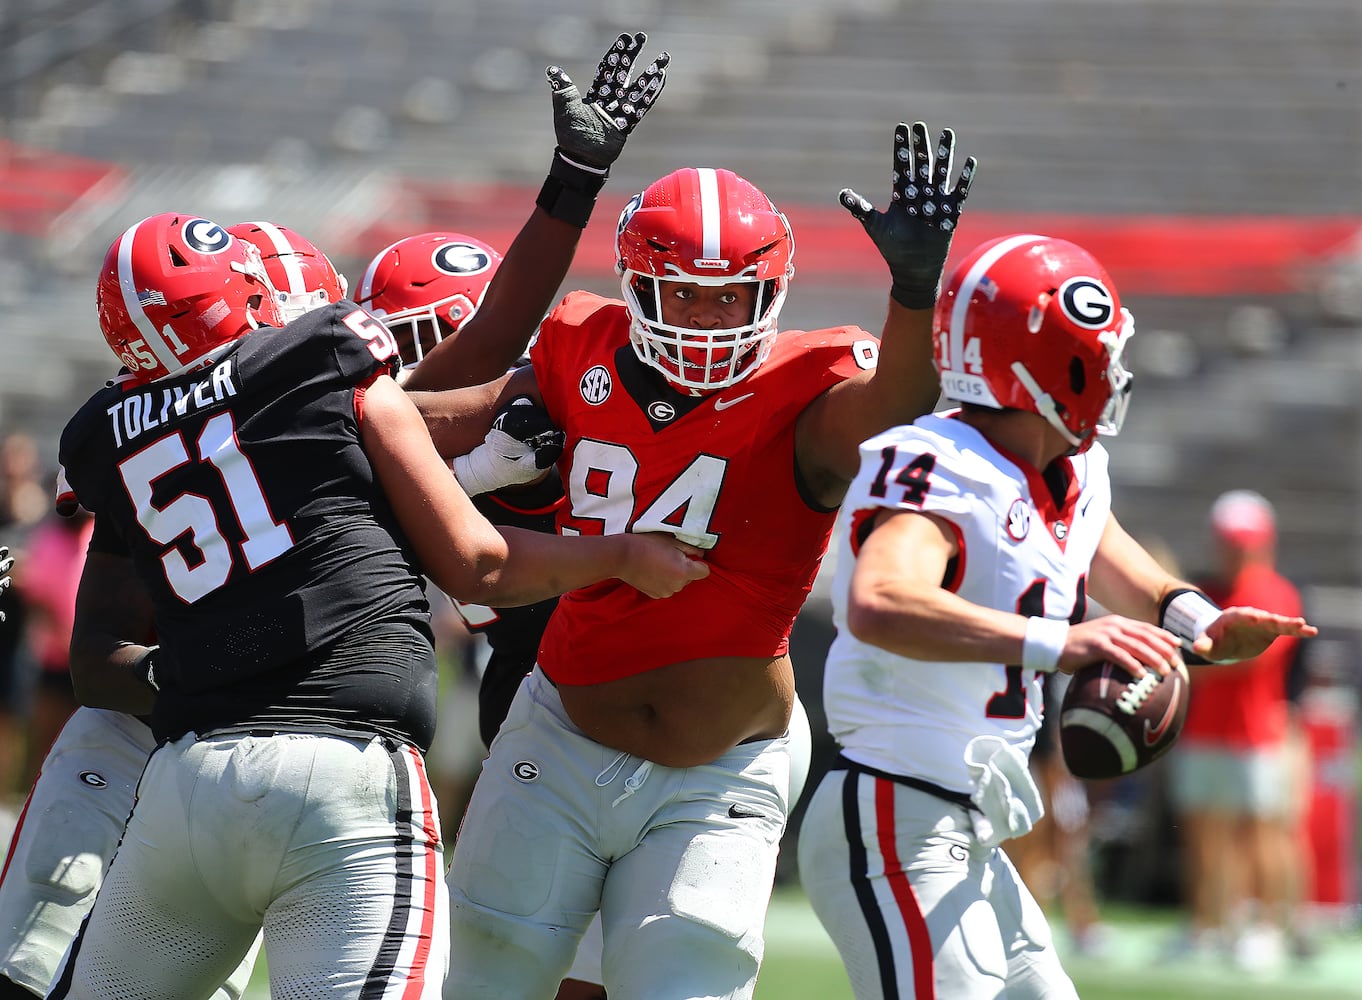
top-left (0, 0), bottom-right (1359, 595)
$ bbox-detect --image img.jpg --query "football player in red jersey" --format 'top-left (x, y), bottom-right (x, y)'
top-left (45, 31), bottom-right (696, 1000)
top-left (0, 219), bottom-right (350, 1000)
top-left (402, 120), bottom-right (973, 999)
top-left (795, 234), bottom-right (1318, 999)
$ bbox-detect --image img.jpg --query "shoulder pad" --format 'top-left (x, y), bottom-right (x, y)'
top-left (237, 303), bottom-right (400, 388)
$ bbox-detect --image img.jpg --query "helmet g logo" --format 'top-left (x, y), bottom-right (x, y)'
top-left (433, 242), bottom-right (492, 276)
top-left (184, 219), bottom-right (230, 254)
top-left (1059, 277), bottom-right (1114, 329)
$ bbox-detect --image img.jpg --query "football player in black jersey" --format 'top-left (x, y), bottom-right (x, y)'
top-left (0, 221), bottom-right (350, 1000)
top-left (48, 32), bottom-right (680, 1000)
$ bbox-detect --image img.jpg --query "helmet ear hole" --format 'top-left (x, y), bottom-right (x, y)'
top-left (1069, 356), bottom-right (1086, 395)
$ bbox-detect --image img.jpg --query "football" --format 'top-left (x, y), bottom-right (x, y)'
top-left (1058, 659), bottom-right (1190, 780)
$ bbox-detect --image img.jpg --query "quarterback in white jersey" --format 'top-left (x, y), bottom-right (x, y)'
top-left (797, 234), bottom-right (1317, 1000)
top-left (821, 413), bottom-right (1112, 796)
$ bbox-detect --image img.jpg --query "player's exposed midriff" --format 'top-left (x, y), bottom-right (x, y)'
top-left (556, 654), bottom-right (796, 768)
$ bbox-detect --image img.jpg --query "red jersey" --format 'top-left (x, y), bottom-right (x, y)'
top-left (1180, 564), bottom-right (1304, 748)
top-left (531, 290), bottom-right (875, 685)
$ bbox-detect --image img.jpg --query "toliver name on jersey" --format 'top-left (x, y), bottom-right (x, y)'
top-left (105, 357), bottom-right (240, 448)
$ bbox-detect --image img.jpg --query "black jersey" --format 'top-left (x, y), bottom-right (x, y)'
top-left (58, 303), bottom-right (438, 748)
top-left (460, 472), bottom-right (564, 746)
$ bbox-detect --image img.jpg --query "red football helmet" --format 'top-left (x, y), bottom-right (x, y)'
top-left (933, 234), bottom-right (1133, 453)
top-left (227, 220), bottom-right (348, 322)
top-left (616, 167), bottom-right (793, 394)
top-left (353, 232), bottom-right (502, 368)
top-left (96, 212), bottom-right (283, 384)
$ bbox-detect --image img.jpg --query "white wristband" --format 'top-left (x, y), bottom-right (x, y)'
top-left (1022, 617), bottom-right (1069, 673)
top-left (1161, 589), bottom-right (1223, 644)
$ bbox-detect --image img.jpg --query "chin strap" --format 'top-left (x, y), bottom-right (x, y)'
top-left (1011, 362), bottom-right (1085, 451)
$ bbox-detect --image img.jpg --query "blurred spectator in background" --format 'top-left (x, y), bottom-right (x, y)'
top-left (0, 435), bottom-right (48, 534)
top-left (1167, 489), bottom-right (1312, 970)
top-left (12, 508), bottom-right (91, 788)
top-left (0, 430), bottom-right (47, 802)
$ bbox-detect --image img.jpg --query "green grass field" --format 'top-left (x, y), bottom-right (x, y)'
top-left (755, 887), bottom-right (1362, 1000)
top-left (241, 885), bottom-right (1362, 998)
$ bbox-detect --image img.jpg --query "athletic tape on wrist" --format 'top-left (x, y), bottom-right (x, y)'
top-left (889, 279), bottom-right (941, 311)
top-left (1159, 588), bottom-right (1223, 645)
top-left (536, 150), bottom-right (608, 228)
top-left (1022, 616), bottom-right (1068, 673)
top-left (451, 447), bottom-right (501, 497)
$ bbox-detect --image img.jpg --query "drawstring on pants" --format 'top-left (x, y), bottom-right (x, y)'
top-left (595, 752), bottom-right (653, 807)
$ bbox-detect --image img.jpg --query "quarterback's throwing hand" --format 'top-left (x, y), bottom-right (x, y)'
top-left (841, 121), bottom-right (977, 309)
top-left (1193, 605), bottom-right (1318, 663)
top-left (547, 31), bottom-right (670, 174)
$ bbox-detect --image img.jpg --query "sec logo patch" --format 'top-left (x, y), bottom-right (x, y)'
top-left (580, 366), bottom-right (611, 405)
top-left (1006, 499), bottom-right (1030, 541)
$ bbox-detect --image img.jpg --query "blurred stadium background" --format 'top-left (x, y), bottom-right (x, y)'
top-left (4, 0), bottom-right (1361, 995)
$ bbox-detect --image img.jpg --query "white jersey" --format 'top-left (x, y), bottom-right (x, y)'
top-left (824, 412), bottom-right (1112, 793)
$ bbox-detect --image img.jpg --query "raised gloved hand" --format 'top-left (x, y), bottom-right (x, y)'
top-left (841, 121), bottom-right (977, 309)
top-left (452, 397), bottom-right (565, 496)
top-left (538, 31), bottom-right (670, 227)
top-left (0, 545), bottom-right (13, 623)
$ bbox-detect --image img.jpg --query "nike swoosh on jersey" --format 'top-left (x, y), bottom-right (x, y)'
top-left (713, 392), bottom-right (755, 411)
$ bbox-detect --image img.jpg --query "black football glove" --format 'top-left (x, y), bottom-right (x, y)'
top-left (0, 545), bottom-right (13, 623)
top-left (549, 31), bottom-right (669, 173)
top-left (452, 397), bottom-right (565, 496)
top-left (841, 121), bottom-right (978, 309)
top-left (538, 32), bottom-right (669, 227)
top-left (492, 396), bottom-right (565, 470)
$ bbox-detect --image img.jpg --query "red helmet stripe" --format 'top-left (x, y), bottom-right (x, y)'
top-left (117, 217), bottom-right (181, 373)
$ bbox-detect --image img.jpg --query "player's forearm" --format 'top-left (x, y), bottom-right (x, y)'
top-left (472, 526), bottom-right (630, 607)
top-left (69, 638), bottom-right (157, 715)
top-left (405, 378), bottom-right (508, 459)
top-left (872, 299), bottom-right (941, 424)
top-left (848, 586), bottom-right (1025, 665)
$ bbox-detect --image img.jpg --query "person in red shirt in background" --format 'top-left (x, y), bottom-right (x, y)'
top-left (1168, 489), bottom-right (1312, 970)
